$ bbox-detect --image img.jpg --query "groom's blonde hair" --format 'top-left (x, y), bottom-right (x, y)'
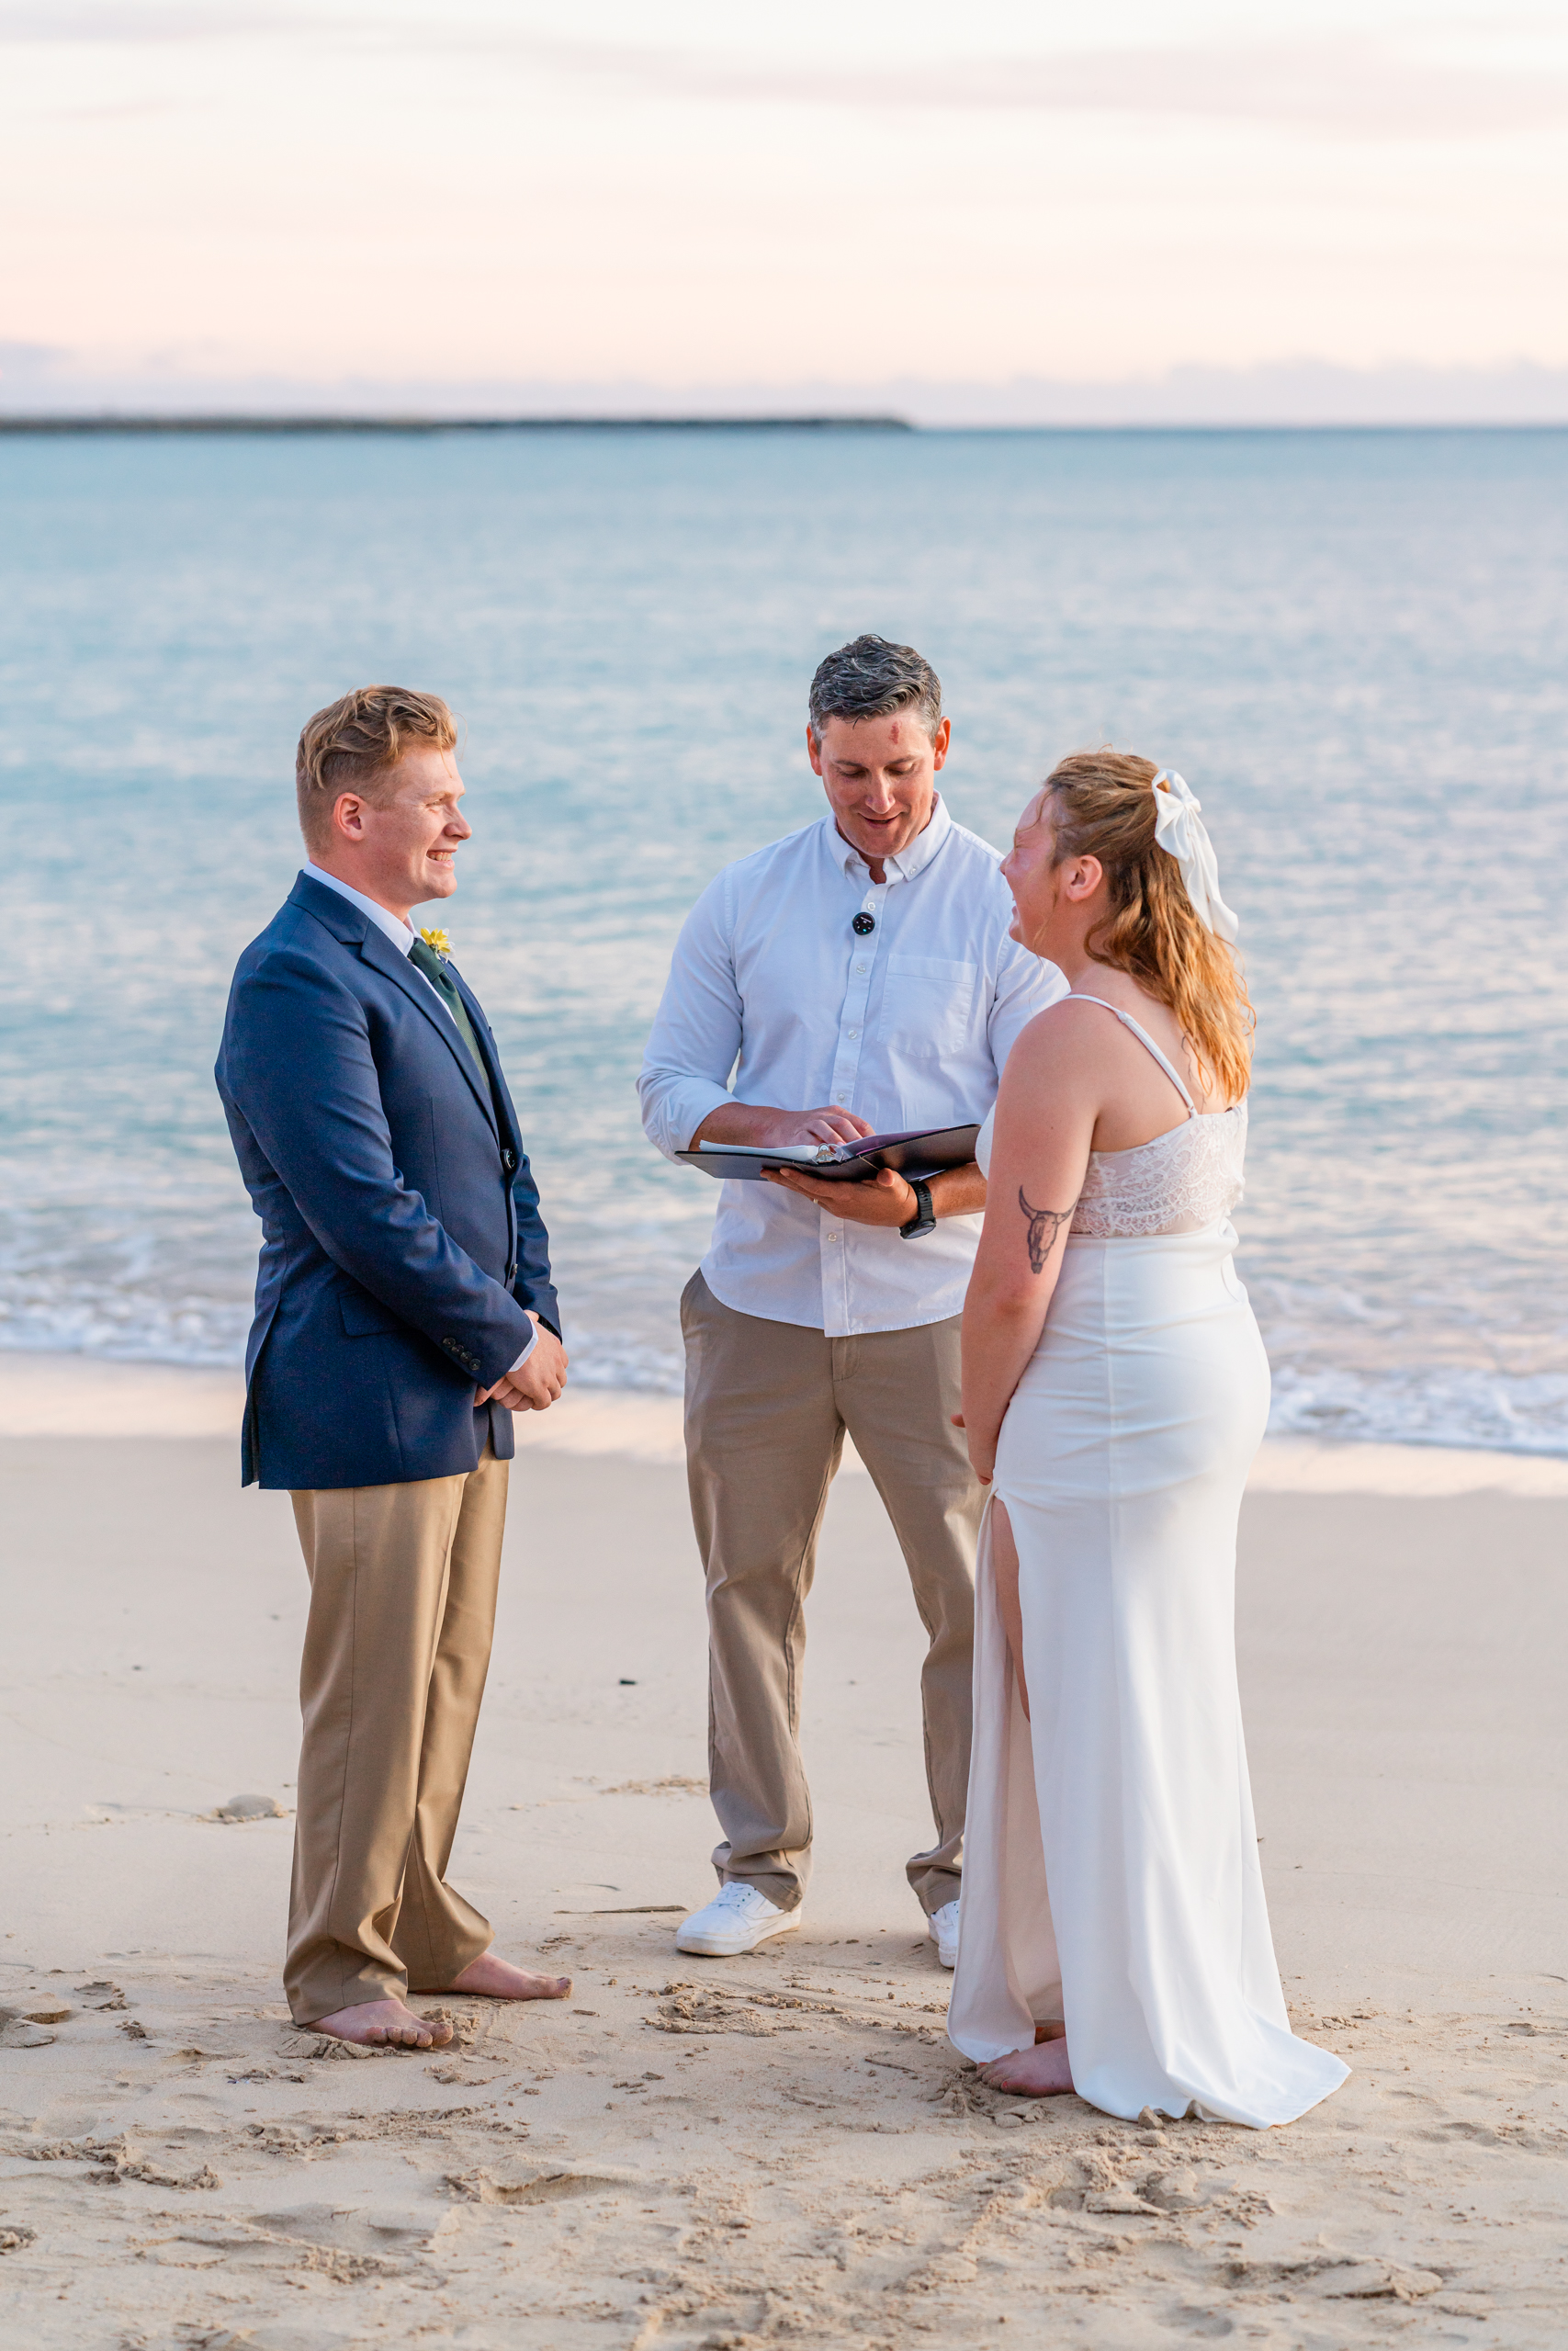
top-left (296, 685), bottom-right (458, 851)
top-left (1038, 750), bottom-right (1255, 1106)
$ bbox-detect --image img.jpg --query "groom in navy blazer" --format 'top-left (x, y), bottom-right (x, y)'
top-left (217, 685), bottom-right (572, 2046)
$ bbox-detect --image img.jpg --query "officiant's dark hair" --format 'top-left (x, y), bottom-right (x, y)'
top-left (1040, 751), bottom-right (1255, 1106)
top-left (296, 685), bottom-right (458, 851)
top-left (808, 636), bottom-right (942, 744)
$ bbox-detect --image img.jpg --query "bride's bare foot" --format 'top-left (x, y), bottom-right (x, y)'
top-left (979, 2036), bottom-right (1075, 2097)
top-left (413, 1950), bottom-right (572, 2002)
top-left (310, 1997), bottom-right (454, 2050)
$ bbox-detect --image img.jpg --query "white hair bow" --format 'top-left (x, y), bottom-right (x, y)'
top-left (1150, 770), bottom-right (1239, 942)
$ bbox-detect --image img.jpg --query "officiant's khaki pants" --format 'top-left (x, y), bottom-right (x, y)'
top-left (285, 1444), bottom-right (507, 2024)
top-left (682, 1272), bottom-right (982, 1917)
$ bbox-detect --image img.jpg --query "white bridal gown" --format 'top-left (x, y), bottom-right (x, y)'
top-left (947, 998), bottom-right (1348, 2128)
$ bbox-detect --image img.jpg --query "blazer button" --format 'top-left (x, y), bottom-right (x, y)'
top-left (502, 1148), bottom-right (517, 1171)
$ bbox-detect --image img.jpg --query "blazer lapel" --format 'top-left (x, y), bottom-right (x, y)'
top-left (355, 924), bottom-right (500, 1136)
top-left (446, 966), bottom-right (524, 1273)
top-left (287, 872), bottom-right (501, 1136)
top-left (448, 964), bottom-right (523, 1158)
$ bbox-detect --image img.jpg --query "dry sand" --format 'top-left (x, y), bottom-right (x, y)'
top-left (1, 1358), bottom-right (1565, 2349)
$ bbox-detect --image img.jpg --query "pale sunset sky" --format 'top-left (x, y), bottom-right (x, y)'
top-left (2, 0), bottom-right (1565, 417)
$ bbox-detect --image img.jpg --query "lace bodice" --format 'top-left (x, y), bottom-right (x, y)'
top-left (976, 994), bottom-right (1248, 1238)
top-left (1069, 1101), bottom-right (1247, 1236)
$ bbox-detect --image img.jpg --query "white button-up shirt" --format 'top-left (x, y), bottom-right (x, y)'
top-left (638, 798), bottom-right (1066, 1335)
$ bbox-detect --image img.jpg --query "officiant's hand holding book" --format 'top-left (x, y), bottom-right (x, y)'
top-left (678, 1100), bottom-right (987, 1230)
top-left (677, 1121), bottom-right (983, 1185)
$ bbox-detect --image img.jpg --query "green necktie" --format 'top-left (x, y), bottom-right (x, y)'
top-left (408, 937), bottom-right (486, 1076)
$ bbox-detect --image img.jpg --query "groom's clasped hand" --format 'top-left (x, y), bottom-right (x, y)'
top-left (474, 1321), bottom-right (568, 1415)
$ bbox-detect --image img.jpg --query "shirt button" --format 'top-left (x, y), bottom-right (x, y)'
top-left (846, 1027), bottom-right (858, 1039)
top-left (854, 962), bottom-right (866, 973)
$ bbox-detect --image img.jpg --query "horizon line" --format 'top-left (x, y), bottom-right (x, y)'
top-left (4, 412), bottom-right (1568, 435)
top-left (0, 412), bottom-right (914, 435)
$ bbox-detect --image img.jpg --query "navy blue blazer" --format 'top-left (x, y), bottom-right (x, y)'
top-left (215, 870), bottom-right (559, 1490)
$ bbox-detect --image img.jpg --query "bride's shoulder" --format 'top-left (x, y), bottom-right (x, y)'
top-left (1010, 992), bottom-right (1114, 1065)
top-left (997, 998), bottom-right (1113, 1114)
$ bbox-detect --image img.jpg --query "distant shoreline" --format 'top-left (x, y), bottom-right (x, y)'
top-left (0, 413), bottom-right (915, 435)
top-left (1, 414), bottom-right (1565, 436)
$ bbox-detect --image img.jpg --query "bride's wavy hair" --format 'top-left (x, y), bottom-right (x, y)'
top-left (1040, 750), bottom-right (1254, 1105)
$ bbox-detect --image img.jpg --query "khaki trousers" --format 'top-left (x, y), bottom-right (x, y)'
top-left (285, 1443), bottom-right (508, 2024)
top-left (682, 1271), bottom-right (982, 1917)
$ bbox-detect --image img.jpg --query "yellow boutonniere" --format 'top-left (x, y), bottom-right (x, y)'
top-left (419, 926), bottom-right (452, 960)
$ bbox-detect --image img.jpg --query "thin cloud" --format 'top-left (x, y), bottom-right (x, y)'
top-left (51, 97), bottom-right (184, 119)
top-left (0, 4), bottom-right (306, 37)
top-left (3, 8), bottom-right (1564, 138)
top-left (510, 31), bottom-right (1568, 140)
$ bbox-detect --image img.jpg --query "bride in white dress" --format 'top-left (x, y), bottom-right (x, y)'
top-left (947, 752), bottom-right (1348, 2129)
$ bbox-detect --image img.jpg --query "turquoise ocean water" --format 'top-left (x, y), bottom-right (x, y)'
top-left (2, 425), bottom-right (1564, 1451)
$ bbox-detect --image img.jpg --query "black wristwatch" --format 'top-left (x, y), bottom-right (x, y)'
top-left (899, 1177), bottom-right (937, 1238)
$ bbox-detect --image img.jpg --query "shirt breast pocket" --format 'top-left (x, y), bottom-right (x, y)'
top-left (877, 955), bottom-right (979, 1060)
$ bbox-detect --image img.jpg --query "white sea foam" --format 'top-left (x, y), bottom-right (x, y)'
top-left (1267, 1363), bottom-right (1568, 1457)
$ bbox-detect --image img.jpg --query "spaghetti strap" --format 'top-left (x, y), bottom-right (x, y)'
top-left (1066, 993), bottom-right (1196, 1114)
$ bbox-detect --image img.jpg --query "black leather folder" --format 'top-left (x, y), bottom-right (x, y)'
top-left (676, 1122), bottom-right (982, 1184)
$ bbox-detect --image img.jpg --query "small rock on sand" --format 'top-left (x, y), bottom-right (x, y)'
top-left (215, 1792), bottom-right (288, 1821)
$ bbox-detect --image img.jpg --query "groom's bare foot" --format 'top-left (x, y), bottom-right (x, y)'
top-left (412, 1950), bottom-right (572, 2002)
top-left (979, 2036), bottom-right (1075, 2097)
top-left (309, 1997), bottom-right (454, 2050)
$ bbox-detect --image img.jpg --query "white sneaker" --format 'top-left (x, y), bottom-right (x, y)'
top-left (929, 1899), bottom-right (961, 1969)
top-left (675, 1882), bottom-right (800, 1957)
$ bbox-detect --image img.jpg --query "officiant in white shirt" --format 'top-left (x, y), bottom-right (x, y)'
top-left (639, 637), bottom-right (1066, 1964)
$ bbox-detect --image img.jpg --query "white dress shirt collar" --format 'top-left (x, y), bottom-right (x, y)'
top-left (829, 792), bottom-right (953, 886)
top-left (305, 864), bottom-right (416, 956)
